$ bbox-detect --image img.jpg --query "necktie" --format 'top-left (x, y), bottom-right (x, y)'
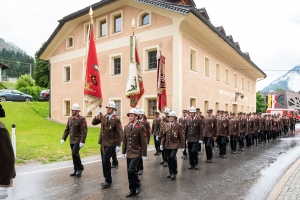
top-left (130, 124), bottom-right (133, 130)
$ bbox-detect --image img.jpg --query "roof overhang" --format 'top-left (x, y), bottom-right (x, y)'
top-left (0, 62), bottom-right (10, 70)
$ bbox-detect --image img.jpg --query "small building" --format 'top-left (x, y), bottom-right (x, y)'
top-left (261, 90), bottom-right (300, 110)
top-left (0, 61), bottom-right (10, 82)
top-left (38, 0), bottom-right (266, 125)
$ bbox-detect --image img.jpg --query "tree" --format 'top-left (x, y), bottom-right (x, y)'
top-left (15, 74), bottom-right (35, 90)
top-left (275, 88), bottom-right (284, 92)
top-left (33, 46), bottom-right (50, 88)
top-left (256, 91), bottom-right (266, 113)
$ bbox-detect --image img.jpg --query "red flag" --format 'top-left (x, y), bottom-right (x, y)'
top-left (84, 22), bottom-right (102, 113)
top-left (157, 54), bottom-right (167, 111)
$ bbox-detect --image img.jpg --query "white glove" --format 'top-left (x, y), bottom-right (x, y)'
top-left (180, 148), bottom-right (185, 152)
top-left (142, 156), bottom-right (147, 161)
top-left (199, 140), bottom-right (203, 144)
top-left (160, 145), bottom-right (163, 150)
top-left (116, 146), bottom-right (120, 153)
top-left (121, 154), bottom-right (126, 159)
top-left (79, 142), bottom-right (84, 148)
top-left (61, 139), bottom-right (64, 145)
top-left (0, 187), bottom-right (8, 199)
top-left (156, 135), bottom-right (159, 141)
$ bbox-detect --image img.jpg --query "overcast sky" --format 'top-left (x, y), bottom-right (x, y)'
top-left (0, 0), bottom-right (299, 91)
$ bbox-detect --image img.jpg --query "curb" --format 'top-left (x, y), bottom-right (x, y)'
top-left (266, 157), bottom-right (300, 200)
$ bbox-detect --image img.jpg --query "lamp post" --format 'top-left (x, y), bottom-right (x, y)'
top-left (235, 91), bottom-right (244, 101)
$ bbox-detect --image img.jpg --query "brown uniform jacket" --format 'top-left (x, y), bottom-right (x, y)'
top-left (122, 123), bottom-right (147, 158)
top-left (272, 120), bottom-right (280, 131)
top-left (159, 117), bottom-right (169, 138)
top-left (230, 119), bottom-right (240, 136)
top-left (290, 118), bottom-right (297, 125)
top-left (218, 118), bottom-right (230, 137)
top-left (246, 119), bottom-right (254, 134)
top-left (203, 116), bottom-right (217, 138)
top-left (279, 118), bottom-right (284, 129)
top-left (254, 117), bottom-right (260, 131)
top-left (260, 118), bottom-right (266, 131)
top-left (179, 116), bottom-right (189, 131)
top-left (140, 119), bottom-right (151, 144)
top-left (185, 116), bottom-right (203, 142)
top-left (267, 119), bottom-right (273, 131)
top-left (151, 117), bottom-right (161, 136)
top-left (92, 114), bottom-right (123, 147)
top-left (161, 122), bottom-right (185, 149)
top-left (0, 122), bottom-right (16, 187)
top-left (283, 118), bottom-right (291, 126)
top-left (240, 118), bottom-right (247, 133)
top-left (62, 115), bottom-right (87, 144)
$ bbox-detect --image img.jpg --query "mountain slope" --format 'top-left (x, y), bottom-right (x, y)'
top-left (0, 38), bottom-right (25, 54)
top-left (261, 65), bottom-right (300, 92)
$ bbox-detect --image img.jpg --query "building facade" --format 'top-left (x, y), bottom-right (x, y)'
top-left (262, 90), bottom-right (300, 110)
top-left (38, 0), bottom-right (266, 125)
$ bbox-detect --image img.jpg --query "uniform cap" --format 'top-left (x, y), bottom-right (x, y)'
top-left (207, 109), bottom-right (213, 113)
top-left (106, 101), bottom-right (116, 109)
top-left (139, 108), bottom-right (145, 115)
top-left (168, 111), bottom-right (177, 117)
top-left (189, 106), bottom-right (196, 113)
top-left (127, 108), bottom-right (139, 117)
top-left (182, 109), bottom-right (188, 113)
top-left (70, 103), bottom-right (81, 111)
top-left (196, 108), bottom-right (200, 111)
top-left (164, 108), bottom-right (171, 114)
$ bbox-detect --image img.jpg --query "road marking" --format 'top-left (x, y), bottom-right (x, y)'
top-left (17, 148), bottom-right (155, 175)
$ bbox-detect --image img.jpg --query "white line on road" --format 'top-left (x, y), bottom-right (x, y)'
top-left (17, 148), bottom-right (155, 175)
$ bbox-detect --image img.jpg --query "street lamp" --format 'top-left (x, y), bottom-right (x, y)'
top-left (235, 91), bottom-right (244, 101)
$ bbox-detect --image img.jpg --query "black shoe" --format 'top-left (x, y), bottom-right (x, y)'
top-left (136, 186), bottom-right (141, 194)
top-left (164, 162), bottom-right (168, 167)
top-left (138, 170), bottom-right (143, 175)
top-left (101, 182), bottom-right (111, 188)
top-left (181, 155), bottom-right (187, 159)
top-left (167, 174), bottom-right (171, 178)
top-left (154, 152), bottom-right (158, 155)
top-left (76, 169), bottom-right (83, 177)
top-left (126, 191), bottom-right (137, 198)
top-left (70, 171), bottom-right (76, 177)
top-left (207, 160), bottom-right (212, 163)
top-left (171, 174), bottom-right (176, 180)
top-left (157, 152), bottom-right (161, 156)
top-left (194, 164), bottom-right (199, 169)
top-left (241, 148), bottom-right (244, 152)
top-left (233, 151), bottom-right (236, 154)
top-left (188, 166), bottom-right (194, 169)
top-left (111, 164), bottom-right (117, 168)
top-left (160, 161), bottom-right (164, 165)
top-left (222, 155), bottom-right (226, 158)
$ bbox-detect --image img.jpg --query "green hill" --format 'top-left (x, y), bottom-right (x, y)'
top-left (0, 102), bottom-right (101, 164)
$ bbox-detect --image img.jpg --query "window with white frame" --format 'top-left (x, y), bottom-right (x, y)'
top-left (190, 98), bottom-right (196, 107)
top-left (147, 98), bottom-right (157, 119)
top-left (66, 36), bottom-right (74, 48)
top-left (242, 77), bottom-right (245, 90)
top-left (98, 18), bottom-right (107, 38)
top-left (64, 65), bottom-right (71, 82)
top-left (190, 49), bottom-right (196, 71)
top-left (111, 55), bottom-right (121, 76)
top-left (205, 57), bottom-right (209, 77)
top-left (225, 69), bottom-right (229, 85)
top-left (241, 105), bottom-right (244, 112)
top-left (252, 82), bottom-right (255, 94)
top-left (63, 100), bottom-right (71, 116)
top-left (247, 80), bottom-right (250, 92)
top-left (225, 103), bottom-right (228, 111)
top-left (234, 73), bottom-right (238, 88)
top-left (216, 63), bottom-right (220, 81)
top-left (111, 12), bottom-right (122, 34)
top-left (215, 102), bottom-right (219, 113)
top-left (84, 23), bottom-right (90, 42)
top-left (144, 47), bottom-right (158, 70)
top-left (140, 13), bottom-right (150, 26)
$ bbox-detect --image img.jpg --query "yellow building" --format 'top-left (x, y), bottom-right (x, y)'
top-left (38, 0), bottom-right (266, 125)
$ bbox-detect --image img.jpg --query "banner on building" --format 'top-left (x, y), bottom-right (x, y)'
top-left (84, 8), bottom-right (103, 113)
top-left (157, 52), bottom-right (167, 111)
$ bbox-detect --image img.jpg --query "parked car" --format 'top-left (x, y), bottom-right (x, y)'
top-left (38, 89), bottom-right (50, 101)
top-left (0, 90), bottom-right (33, 102)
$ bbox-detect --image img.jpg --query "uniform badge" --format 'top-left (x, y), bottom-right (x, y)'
top-left (211, 124), bottom-right (214, 128)
top-left (109, 125), bottom-right (112, 129)
top-left (143, 132), bottom-right (147, 138)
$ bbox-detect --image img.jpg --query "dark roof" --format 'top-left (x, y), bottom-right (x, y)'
top-left (226, 35), bottom-right (234, 43)
top-left (0, 61), bottom-right (10, 69)
top-left (197, 7), bottom-right (210, 21)
top-left (235, 42), bottom-right (240, 50)
top-left (216, 26), bottom-right (226, 36)
top-left (37, 0), bottom-right (266, 78)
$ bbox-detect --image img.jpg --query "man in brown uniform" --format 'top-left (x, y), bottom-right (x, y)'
top-left (290, 115), bottom-right (297, 136)
top-left (252, 113), bottom-right (260, 146)
top-left (161, 111), bottom-right (185, 180)
top-left (0, 104), bottom-right (16, 199)
top-left (230, 113), bottom-right (240, 154)
top-left (92, 101), bottom-right (123, 188)
top-left (272, 116), bottom-right (280, 139)
top-left (246, 114), bottom-right (254, 148)
top-left (185, 106), bottom-right (203, 169)
top-left (266, 114), bottom-right (273, 143)
top-left (283, 115), bottom-right (290, 135)
top-left (178, 109), bottom-right (189, 159)
top-left (203, 109), bottom-right (217, 163)
top-left (259, 114), bottom-right (266, 144)
top-left (159, 108), bottom-right (170, 166)
top-left (218, 110), bottom-right (230, 158)
top-left (61, 103), bottom-right (87, 177)
top-left (122, 108), bottom-right (147, 197)
top-left (152, 111), bottom-right (161, 155)
top-left (238, 112), bottom-right (247, 151)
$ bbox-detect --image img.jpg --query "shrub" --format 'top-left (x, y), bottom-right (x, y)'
top-left (19, 86), bottom-right (44, 101)
top-left (15, 79), bottom-right (29, 89)
top-left (0, 82), bottom-right (7, 89)
top-left (15, 74), bottom-right (35, 90)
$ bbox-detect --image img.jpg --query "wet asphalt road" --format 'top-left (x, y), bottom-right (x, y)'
top-left (8, 131), bottom-right (300, 200)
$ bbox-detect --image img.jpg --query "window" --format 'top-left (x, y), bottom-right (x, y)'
top-left (204, 100), bottom-right (209, 113)
top-left (114, 15), bottom-right (121, 33)
top-left (148, 50), bottom-right (157, 69)
top-left (241, 105), bottom-right (244, 112)
top-left (247, 80), bottom-right (250, 92)
top-left (242, 77), bottom-right (245, 90)
top-left (141, 13), bottom-right (150, 26)
top-left (247, 106), bottom-right (250, 113)
top-left (278, 95), bottom-right (284, 103)
top-left (205, 57), bottom-right (209, 77)
top-left (190, 98), bottom-right (196, 107)
top-left (190, 49), bottom-right (196, 71)
top-left (225, 69), bottom-right (229, 85)
top-left (252, 82), bottom-right (254, 94)
top-left (234, 74), bottom-right (237, 88)
top-left (232, 104), bottom-right (237, 113)
top-left (114, 100), bottom-right (121, 118)
top-left (148, 99), bottom-right (157, 119)
top-left (84, 23), bottom-right (90, 42)
top-left (64, 66), bottom-right (71, 82)
top-left (225, 103), bottom-right (228, 111)
top-left (99, 19), bottom-right (107, 37)
top-left (216, 64), bottom-right (220, 81)
top-left (66, 36), bottom-right (74, 48)
top-left (215, 102), bottom-right (219, 112)
top-left (113, 57), bottom-right (121, 75)
top-left (63, 100), bottom-right (71, 116)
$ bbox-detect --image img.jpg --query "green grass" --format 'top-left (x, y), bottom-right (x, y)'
top-left (0, 102), bottom-right (154, 165)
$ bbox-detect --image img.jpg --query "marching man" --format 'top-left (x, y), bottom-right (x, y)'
top-left (122, 108), bottom-right (147, 198)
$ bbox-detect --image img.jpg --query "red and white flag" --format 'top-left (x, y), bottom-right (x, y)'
top-left (272, 94), bottom-right (277, 109)
top-left (84, 8), bottom-right (102, 113)
top-left (157, 52), bottom-right (167, 111)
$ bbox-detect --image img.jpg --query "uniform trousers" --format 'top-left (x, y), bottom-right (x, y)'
top-left (101, 146), bottom-right (114, 183)
top-left (126, 158), bottom-right (141, 192)
top-left (154, 135), bottom-right (161, 154)
top-left (258, 131), bottom-right (262, 142)
top-left (284, 126), bottom-right (289, 134)
top-left (182, 140), bottom-right (188, 156)
top-left (70, 143), bottom-right (83, 171)
top-left (252, 130), bottom-right (258, 146)
top-left (246, 133), bottom-right (252, 147)
top-left (239, 133), bottom-right (245, 148)
top-left (137, 159), bottom-right (143, 171)
top-left (166, 149), bottom-right (178, 175)
top-left (291, 124), bottom-right (296, 133)
top-left (111, 146), bottom-right (118, 165)
top-left (204, 137), bottom-right (213, 160)
top-left (230, 135), bottom-right (237, 152)
top-left (265, 130), bottom-right (270, 142)
top-left (218, 136), bottom-right (227, 156)
top-left (188, 142), bottom-right (199, 166)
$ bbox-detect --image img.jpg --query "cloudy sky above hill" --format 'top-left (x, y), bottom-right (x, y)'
top-left (0, 0), bottom-right (299, 91)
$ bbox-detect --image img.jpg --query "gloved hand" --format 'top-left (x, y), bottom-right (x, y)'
top-left (199, 140), bottom-right (203, 144)
top-left (79, 142), bottom-right (84, 148)
top-left (121, 154), bottom-right (126, 159)
top-left (142, 156), bottom-right (147, 161)
top-left (160, 145), bottom-right (163, 150)
top-left (156, 135), bottom-right (159, 141)
top-left (61, 139), bottom-right (64, 145)
top-left (0, 187), bottom-right (8, 199)
top-left (180, 148), bottom-right (185, 152)
top-left (116, 146), bottom-right (120, 153)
